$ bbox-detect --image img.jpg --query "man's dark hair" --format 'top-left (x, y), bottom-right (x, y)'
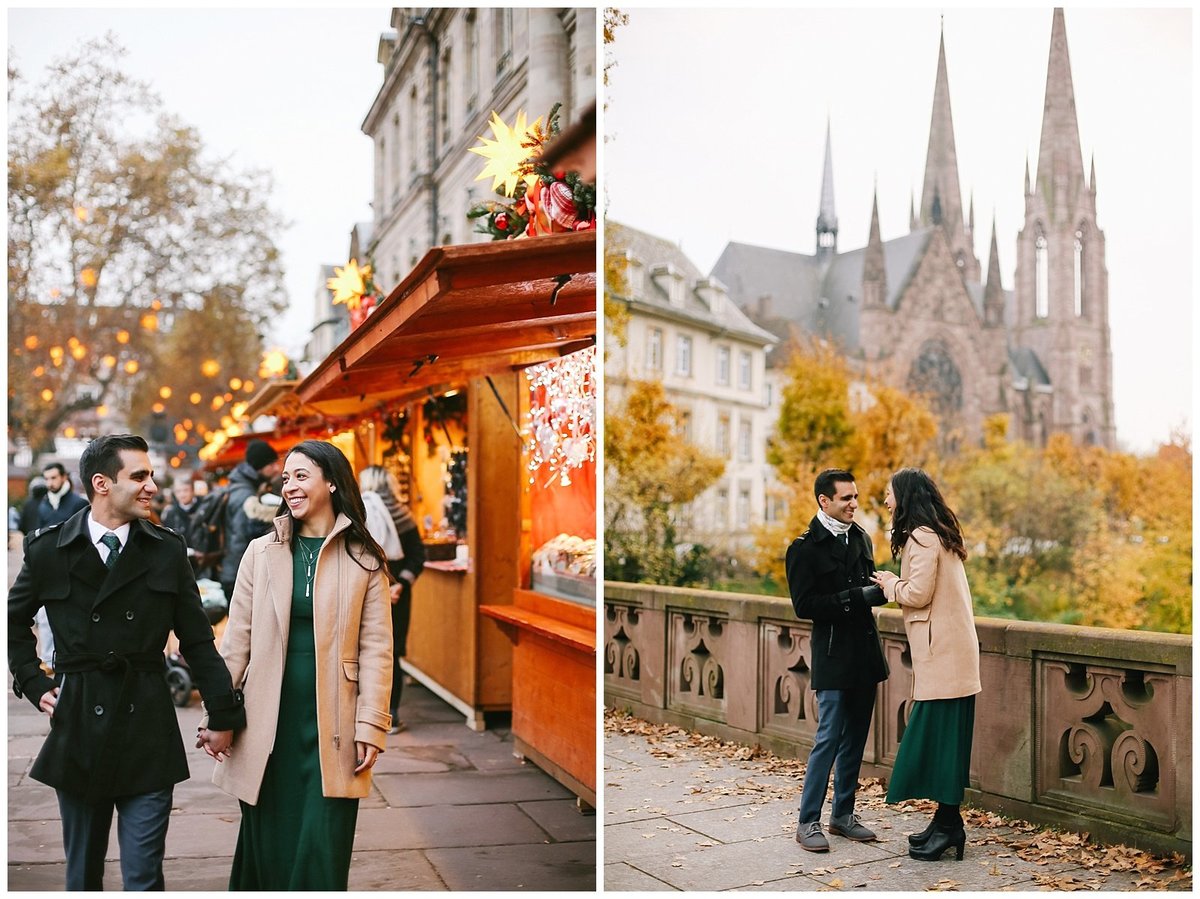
top-left (79, 434), bottom-right (149, 500)
top-left (42, 462), bottom-right (67, 478)
top-left (813, 468), bottom-right (855, 503)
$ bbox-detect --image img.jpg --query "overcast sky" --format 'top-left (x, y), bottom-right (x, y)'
top-left (605, 7), bottom-right (1193, 455)
top-left (7, 6), bottom-right (390, 363)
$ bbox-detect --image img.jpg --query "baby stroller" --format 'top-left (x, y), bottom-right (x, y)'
top-left (165, 579), bottom-right (229, 707)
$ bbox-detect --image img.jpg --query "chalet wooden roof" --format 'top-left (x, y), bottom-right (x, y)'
top-left (295, 231), bottom-right (596, 416)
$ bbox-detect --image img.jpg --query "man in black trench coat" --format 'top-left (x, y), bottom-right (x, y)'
top-left (8, 434), bottom-right (246, 890)
top-left (787, 468), bottom-right (889, 852)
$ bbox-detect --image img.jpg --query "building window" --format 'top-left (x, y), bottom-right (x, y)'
top-left (717, 413), bottom-right (731, 458)
top-left (625, 257), bottom-right (644, 297)
top-left (676, 335), bottom-right (692, 377)
top-left (765, 492), bottom-right (787, 524)
top-left (737, 484), bottom-right (751, 529)
top-left (646, 328), bottom-right (663, 372)
top-left (465, 12), bottom-right (478, 114)
top-left (738, 350), bottom-right (752, 391)
top-left (765, 380), bottom-right (773, 407)
top-left (439, 47), bottom-right (452, 148)
top-left (392, 114), bottom-right (402, 205)
top-left (1074, 228), bottom-right (1085, 317)
top-left (374, 136), bottom-right (385, 217)
top-left (737, 418), bottom-right (752, 461)
top-left (715, 486), bottom-right (729, 530)
top-left (679, 409), bottom-right (693, 442)
top-left (494, 8), bottom-right (513, 77)
top-left (1035, 232), bottom-right (1049, 319)
top-left (676, 501), bottom-right (694, 531)
top-left (716, 345), bottom-right (730, 386)
top-left (407, 88), bottom-right (419, 177)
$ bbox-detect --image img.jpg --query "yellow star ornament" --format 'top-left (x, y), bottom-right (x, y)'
top-left (468, 110), bottom-right (542, 197)
top-left (327, 259), bottom-right (370, 309)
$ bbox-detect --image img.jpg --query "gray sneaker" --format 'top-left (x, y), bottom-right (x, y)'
top-left (796, 820), bottom-right (830, 852)
top-left (829, 812), bottom-right (877, 842)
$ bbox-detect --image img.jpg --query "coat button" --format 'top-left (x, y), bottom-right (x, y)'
top-left (94, 705), bottom-right (104, 716)
top-left (129, 704), bottom-right (135, 713)
top-left (125, 610), bottom-right (135, 620)
top-left (91, 613), bottom-right (100, 622)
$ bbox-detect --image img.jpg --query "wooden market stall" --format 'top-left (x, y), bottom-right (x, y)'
top-left (292, 231), bottom-right (597, 804)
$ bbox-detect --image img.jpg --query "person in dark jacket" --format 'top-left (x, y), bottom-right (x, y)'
top-left (358, 465), bottom-right (426, 733)
top-left (786, 468), bottom-right (889, 853)
top-left (219, 439), bottom-right (281, 601)
top-left (19, 477), bottom-right (49, 536)
top-left (37, 462), bottom-right (89, 528)
top-left (8, 434), bottom-right (246, 890)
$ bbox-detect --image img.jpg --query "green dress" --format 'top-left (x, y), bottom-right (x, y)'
top-left (230, 535), bottom-right (359, 890)
top-left (886, 694), bottom-right (976, 806)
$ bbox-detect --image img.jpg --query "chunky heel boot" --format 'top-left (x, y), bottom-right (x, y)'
top-left (908, 825), bottom-right (965, 861)
top-left (907, 818), bottom-right (937, 848)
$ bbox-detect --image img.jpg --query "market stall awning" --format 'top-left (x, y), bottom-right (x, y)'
top-left (199, 426), bottom-right (315, 471)
top-left (296, 231), bottom-right (596, 415)
top-left (241, 380), bottom-right (304, 421)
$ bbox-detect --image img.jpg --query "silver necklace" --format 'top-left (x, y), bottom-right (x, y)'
top-left (298, 538), bottom-right (321, 598)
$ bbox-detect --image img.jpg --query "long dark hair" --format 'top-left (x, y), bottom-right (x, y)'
top-left (284, 440), bottom-right (391, 577)
top-left (888, 467), bottom-right (967, 561)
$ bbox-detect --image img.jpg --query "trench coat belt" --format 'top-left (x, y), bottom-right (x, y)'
top-left (55, 651), bottom-right (167, 801)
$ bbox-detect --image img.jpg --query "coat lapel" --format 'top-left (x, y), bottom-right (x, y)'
top-left (265, 516), bottom-right (294, 647)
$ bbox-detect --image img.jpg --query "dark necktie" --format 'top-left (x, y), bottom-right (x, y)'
top-left (100, 532), bottom-right (121, 570)
top-left (841, 533), bottom-right (849, 547)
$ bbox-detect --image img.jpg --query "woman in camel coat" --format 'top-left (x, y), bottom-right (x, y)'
top-left (199, 440), bottom-right (392, 890)
top-left (871, 468), bottom-right (980, 864)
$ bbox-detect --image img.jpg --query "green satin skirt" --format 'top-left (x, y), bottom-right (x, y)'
top-left (886, 694), bottom-right (976, 806)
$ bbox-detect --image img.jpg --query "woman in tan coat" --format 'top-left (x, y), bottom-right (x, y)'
top-left (871, 468), bottom-right (980, 863)
top-left (198, 440), bottom-right (392, 890)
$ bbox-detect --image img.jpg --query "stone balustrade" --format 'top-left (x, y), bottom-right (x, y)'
top-left (604, 582), bottom-right (1192, 858)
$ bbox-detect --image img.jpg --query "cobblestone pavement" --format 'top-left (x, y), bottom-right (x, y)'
top-left (603, 713), bottom-right (1190, 892)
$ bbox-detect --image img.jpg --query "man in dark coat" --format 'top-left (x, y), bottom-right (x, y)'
top-left (36, 462), bottom-right (90, 528)
top-left (787, 468), bottom-right (889, 852)
top-left (8, 434), bottom-right (245, 890)
top-left (218, 438), bottom-right (280, 601)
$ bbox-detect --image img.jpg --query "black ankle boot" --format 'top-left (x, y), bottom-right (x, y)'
top-left (907, 817), bottom-right (937, 848)
top-left (908, 823), bottom-right (965, 861)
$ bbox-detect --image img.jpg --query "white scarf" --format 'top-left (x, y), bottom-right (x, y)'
top-left (817, 508), bottom-right (852, 539)
top-left (46, 482), bottom-right (72, 510)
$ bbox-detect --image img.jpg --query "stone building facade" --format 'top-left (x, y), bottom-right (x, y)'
top-left (361, 7), bottom-right (596, 292)
top-left (712, 9), bottom-right (1115, 450)
top-left (606, 222), bottom-right (778, 554)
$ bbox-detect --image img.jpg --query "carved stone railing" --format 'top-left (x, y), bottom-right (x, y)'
top-left (603, 582), bottom-right (1192, 858)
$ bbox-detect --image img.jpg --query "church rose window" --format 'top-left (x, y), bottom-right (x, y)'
top-left (906, 341), bottom-right (963, 417)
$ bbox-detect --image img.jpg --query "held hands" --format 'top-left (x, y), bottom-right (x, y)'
top-left (869, 570), bottom-right (898, 602)
top-left (195, 727), bottom-right (234, 761)
top-left (354, 741), bottom-right (380, 775)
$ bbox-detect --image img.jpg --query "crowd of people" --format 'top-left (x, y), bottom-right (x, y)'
top-left (8, 435), bottom-right (424, 891)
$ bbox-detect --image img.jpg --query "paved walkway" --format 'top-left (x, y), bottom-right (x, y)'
top-left (6, 534), bottom-right (596, 892)
top-left (603, 713), bottom-right (1190, 892)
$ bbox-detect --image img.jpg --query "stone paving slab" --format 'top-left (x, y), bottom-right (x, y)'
top-left (426, 841), bottom-right (596, 891)
top-left (352, 803), bottom-right (551, 851)
top-left (373, 768), bottom-right (573, 807)
top-left (519, 798), bottom-right (598, 843)
top-left (605, 860), bottom-right (678, 891)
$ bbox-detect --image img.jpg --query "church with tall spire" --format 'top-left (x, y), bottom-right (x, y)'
top-left (711, 8), bottom-right (1115, 450)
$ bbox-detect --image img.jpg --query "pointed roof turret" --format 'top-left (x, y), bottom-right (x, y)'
top-left (816, 116), bottom-right (838, 260)
top-left (909, 190), bottom-right (917, 232)
top-left (984, 212), bottom-right (1005, 326)
top-left (920, 25), bottom-right (965, 237)
top-left (1034, 8), bottom-right (1086, 215)
top-left (1024, 155), bottom-right (1031, 195)
top-left (862, 186), bottom-right (887, 308)
top-left (1089, 153), bottom-right (1097, 194)
top-left (968, 191), bottom-right (975, 237)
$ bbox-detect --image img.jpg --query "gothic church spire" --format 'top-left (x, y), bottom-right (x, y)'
top-left (816, 116), bottom-right (838, 260)
top-left (862, 186), bottom-right (887, 308)
top-left (1034, 7), bottom-right (1086, 220)
top-left (920, 25), bottom-right (964, 238)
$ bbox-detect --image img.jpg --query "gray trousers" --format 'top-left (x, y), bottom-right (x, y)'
top-left (57, 786), bottom-right (173, 891)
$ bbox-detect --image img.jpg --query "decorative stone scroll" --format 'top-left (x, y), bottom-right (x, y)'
top-left (603, 601), bottom-right (644, 701)
top-left (667, 610), bottom-right (728, 718)
top-left (760, 619), bottom-right (818, 742)
top-left (1037, 659), bottom-right (1176, 829)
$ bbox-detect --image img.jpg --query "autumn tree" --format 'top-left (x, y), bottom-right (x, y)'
top-left (8, 35), bottom-right (286, 456)
top-left (756, 337), bottom-right (938, 583)
top-left (605, 379), bottom-right (725, 585)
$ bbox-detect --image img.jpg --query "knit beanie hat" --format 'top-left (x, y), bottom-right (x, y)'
top-left (245, 439), bottom-right (279, 471)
